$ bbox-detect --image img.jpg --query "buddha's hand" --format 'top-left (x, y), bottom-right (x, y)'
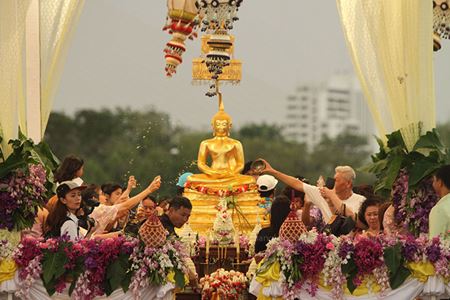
top-left (147, 176), bottom-right (161, 193)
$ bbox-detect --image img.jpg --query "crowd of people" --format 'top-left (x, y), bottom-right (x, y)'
top-left (23, 155), bottom-right (450, 269)
top-left (251, 159), bottom-right (450, 254)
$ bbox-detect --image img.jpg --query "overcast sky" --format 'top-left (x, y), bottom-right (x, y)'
top-left (54, 1), bottom-right (450, 130)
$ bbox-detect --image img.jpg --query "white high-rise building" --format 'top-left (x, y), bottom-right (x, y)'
top-left (284, 73), bottom-right (377, 150)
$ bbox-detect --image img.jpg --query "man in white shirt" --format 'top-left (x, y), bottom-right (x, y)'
top-left (429, 164), bottom-right (450, 238)
top-left (260, 160), bottom-right (365, 225)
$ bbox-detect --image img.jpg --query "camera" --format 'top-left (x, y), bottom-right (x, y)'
top-left (78, 198), bottom-right (99, 231)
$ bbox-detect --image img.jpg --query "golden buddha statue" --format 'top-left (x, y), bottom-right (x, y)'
top-left (183, 93), bottom-right (268, 234)
top-left (187, 96), bottom-right (254, 188)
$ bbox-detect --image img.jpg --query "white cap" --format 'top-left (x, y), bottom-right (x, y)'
top-left (256, 175), bottom-right (278, 192)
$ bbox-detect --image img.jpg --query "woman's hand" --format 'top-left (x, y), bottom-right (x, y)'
top-left (147, 176), bottom-right (161, 193)
top-left (127, 175), bottom-right (137, 190)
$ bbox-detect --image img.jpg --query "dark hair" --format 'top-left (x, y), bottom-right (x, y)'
top-left (81, 184), bottom-right (100, 202)
top-left (259, 189), bottom-right (275, 198)
top-left (176, 186), bottom-right (184, 196)
top-left (54, 155), bottom-right (84, 183)
top-left (435, 164), bottom-right (450, 189)
top-left (358, 196), bottom-right (382, 227)
top-left (169, 196), bottom-right (192, 210)
top-left (101, 183), bottom-right (123, 196)
top-left (45, 198), bottom-right (71, 236)
top-left (270, 195), bottom-right (291, 236)
top-left (282, 186), bottom-right (305, 207)
top-left (242, 161), bottom-right (253, 175)
top-left (353, 184), bottom-right (374, 199)
top-left (157, 196), bottom-right (172, 206)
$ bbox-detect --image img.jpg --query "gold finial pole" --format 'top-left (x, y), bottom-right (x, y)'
top-left (216, 79), bottom-right (225, 111)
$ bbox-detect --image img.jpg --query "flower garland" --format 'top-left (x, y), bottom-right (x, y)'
top-left (128, 238), bottom-right (189, 300)
top-left (12, 236), bottom-right (191, 300)
top-left (254, 233), bottom-right (450, 299)
top-left (0, 163), bottom-right (47, 231)
top-left (392, 171), bottom-right (439, 236)
top-left (185, 182), bottom-right (256, 197)
top-left (200, 268), bottom-right (247, 300)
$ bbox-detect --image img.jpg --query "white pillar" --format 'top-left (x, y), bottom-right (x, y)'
top-left (25, 0), bottom-right (41, 142)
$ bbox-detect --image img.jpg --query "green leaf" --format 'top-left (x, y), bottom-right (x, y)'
top-left (106, 259), bottom-right (126, 295)
top-left (41, 275), bottom-right (56, 296)
top-left (69, 277), bottom-right (78, 295)
top-left (342, 258), bottom-right (357, 294)
top-left (359, 159), bottom-right (388, 174)
top-left (383, 243), bottom-right (411, 289)
top-left (413, 129), bottom-right (445, 153)
top-left (390, 265), bottom-right (411, 289)
top-left (174, 269), bottom-right (186, 288)
top-left (384, 244), bottom-right (402, 273)
top-left (408, 158), bottom-right (439, 187)
top-left (42, 250), bottom-right (68, 284)
top-left (386, 130), bottom-right (406, 150)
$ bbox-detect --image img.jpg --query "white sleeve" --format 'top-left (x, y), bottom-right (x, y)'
top-left (303, 183), bottom-right (332, 223)
top-left (61, 220), bottom-right (79, 240)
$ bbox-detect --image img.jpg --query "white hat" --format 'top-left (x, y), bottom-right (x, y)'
top-left (56, 178), bottom-right (86, 198)
top-left (257, 175), bottom-right (278, 192)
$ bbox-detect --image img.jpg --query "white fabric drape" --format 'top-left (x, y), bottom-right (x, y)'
top-left (0, 0), bottom-right (83, 155)
top-left (0, 275), bottom-right (174, 300)
top-left (336, 0), bottom-right (436, 150)
top-left (40, 0), bottom-right (85, 138)
top-left (249, 276), bottom-right (450, 300)
top-left (0, 0), bottom-right (30, 156)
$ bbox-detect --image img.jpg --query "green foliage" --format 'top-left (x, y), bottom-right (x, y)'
top-left (44, 108), bottom-right (375, 198)
top-left (104, 253), bottom-right (131, 296)
top-left (174, 269), bottom-right (186, 289)
top-left (41, 244), bottom-right (69, 296)
top-left (361, 128), bottom-right (449, 199)
top-left (0, 130), bottom-right (59, 198)
top-left (383, 243), bottom-right (411, 289)
top-left (341, 258), bottom-right (357, 294)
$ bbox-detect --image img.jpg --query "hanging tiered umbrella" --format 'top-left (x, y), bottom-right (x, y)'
top-left (163, 0), bottom-right (199, 77)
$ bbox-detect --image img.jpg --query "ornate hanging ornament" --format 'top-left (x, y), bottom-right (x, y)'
top-left (191, 0), bottom-right (244, 96)
top-left (197, 0), bottom-right (243, 32)
top-left (139, 212), bottom-right (168, 248)
top-left (163, 0), bottom-right (200, 76)
top-left (279, 209), bottom-right (307, 244)
top-left (433, 0), bottom-right (450, 51)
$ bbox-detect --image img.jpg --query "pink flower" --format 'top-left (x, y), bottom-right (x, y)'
top-left (326, 242), bottom-right (335, 250)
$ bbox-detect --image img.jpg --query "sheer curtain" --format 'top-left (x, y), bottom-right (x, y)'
top-left (0, 1), bottom-right (30, 156)
top-left (0, 0), bottom-right (84, 156)
top-left (40, 0), bottom-right (85, 137)
top-left (336, 0), bottom-right (436, 150)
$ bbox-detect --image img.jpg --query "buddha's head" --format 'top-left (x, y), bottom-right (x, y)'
top-left (211, 110), bottom-right (232, 137)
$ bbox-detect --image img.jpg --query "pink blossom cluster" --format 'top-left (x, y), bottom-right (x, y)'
top-left (352, 237), bottom-right (384, 286)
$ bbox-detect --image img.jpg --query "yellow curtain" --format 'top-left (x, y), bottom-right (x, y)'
top-left (40, 0), bottom-right (85, 137)
top-left (336, 0), bottom-right (436, 150)
top-left (0, 1), bottom-right (30, 156)
top-left (0, 0), bottom-right (84, 156)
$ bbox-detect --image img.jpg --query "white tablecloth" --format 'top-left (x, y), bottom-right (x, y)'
top-left (249, 276), bottom-right (450, 300)
top-left (0, 272), bottom-right (174, 300)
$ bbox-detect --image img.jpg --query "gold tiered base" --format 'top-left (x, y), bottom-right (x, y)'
top-left (183, 188), bottom-right (269, 235)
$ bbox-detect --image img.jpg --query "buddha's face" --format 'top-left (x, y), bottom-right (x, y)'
top-left (213, 119), bottom-right (231, 137)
